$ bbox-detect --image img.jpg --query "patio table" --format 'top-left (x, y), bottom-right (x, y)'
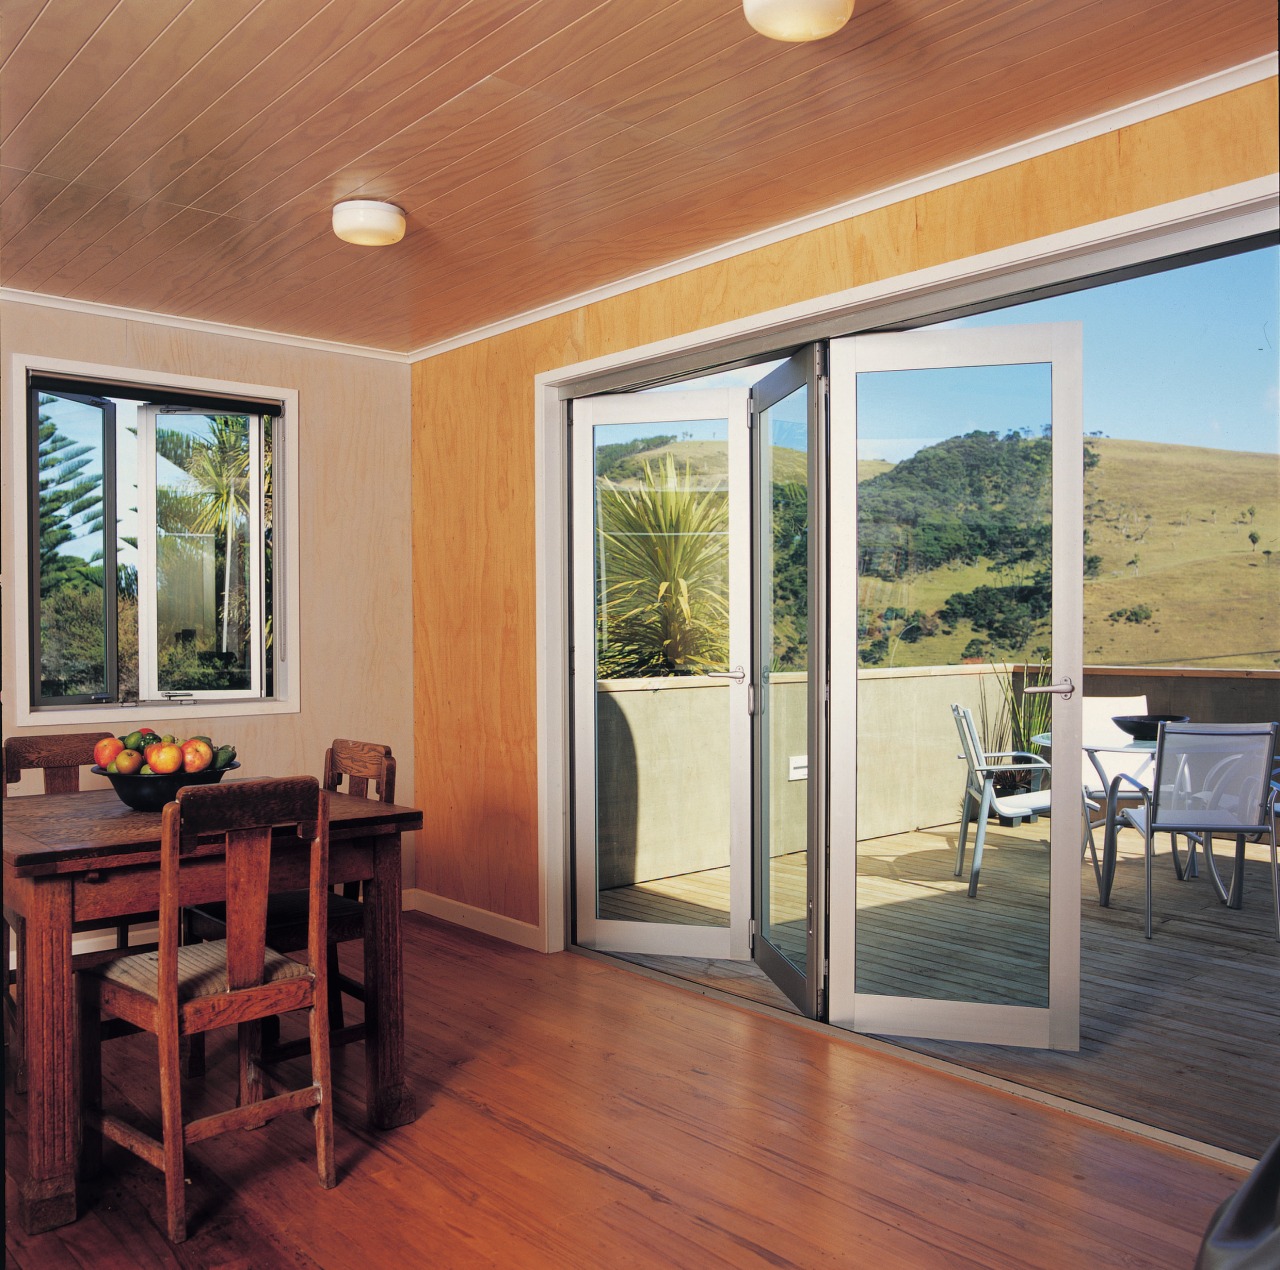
top-left (1031, 733), bottom-right (1159, 899)
top-left (3, 784), bottom-right (423, 1234)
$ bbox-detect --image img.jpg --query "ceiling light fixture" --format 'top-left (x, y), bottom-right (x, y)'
top-left (743, 0), bottom-right (853, 41)
top-left (331, 199), bottom-right (406, 246)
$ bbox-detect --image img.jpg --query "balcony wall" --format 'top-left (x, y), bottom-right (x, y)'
top-left (598, 667), bottom-right (1280, 884)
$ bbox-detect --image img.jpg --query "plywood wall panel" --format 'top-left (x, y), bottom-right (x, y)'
top-left (1, 304), bottom-right (417, 883)
top-left (411, 81), bottom-right (1279, 924)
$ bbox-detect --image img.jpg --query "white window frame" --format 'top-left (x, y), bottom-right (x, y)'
top-left (8, 355), bottom-right (301, 726)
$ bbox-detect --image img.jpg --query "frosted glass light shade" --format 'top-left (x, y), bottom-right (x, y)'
top-left (331, 199), bottom-right (406, 246)
top-left (743, 0), bottom-right (853, 41)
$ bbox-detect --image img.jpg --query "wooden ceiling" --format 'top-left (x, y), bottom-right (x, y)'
top-left (2, 0), bottom-right (1275, 354)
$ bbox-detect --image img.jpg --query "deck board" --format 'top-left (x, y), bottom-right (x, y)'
top-left (598, 824), bottom-right (1279, 1158)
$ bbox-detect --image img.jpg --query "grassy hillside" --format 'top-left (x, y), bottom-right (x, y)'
top-left (1081, 438), bottom-right (1279, 667)
top-left (873, 438), bottom-right (1278, 669)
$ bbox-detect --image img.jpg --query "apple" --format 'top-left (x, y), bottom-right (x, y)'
top-left (143, 741), bottom-right (165, 767)
top-left (181, 739), bottom-right (214, 773)
top-left (149, 743), bottom-right (184, 775)
top-left (94, 736), bottom-right (124, 769)
top-left (114, 748), bottom-right (143, 775)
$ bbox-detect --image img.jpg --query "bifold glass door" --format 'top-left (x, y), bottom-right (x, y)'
top-left (571, 390), bottom-right (752, 957)
top-left (827, 324), bottom-right (1083, 1049)
top-left (750, 350), bottom-right (826, 1015)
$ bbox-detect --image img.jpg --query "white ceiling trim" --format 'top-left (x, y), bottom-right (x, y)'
top-left (0, 288), bottom-right (412, 363)
top-left (1, 56), bottom-right (1274, 367)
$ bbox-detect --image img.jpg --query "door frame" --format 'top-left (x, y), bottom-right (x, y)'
top-left (825, 323), bottom-right (1084, 1049)
top-left (527, 186), bottom-right (1277, 957)
top-left (570, 388), bottom-right (752, 958)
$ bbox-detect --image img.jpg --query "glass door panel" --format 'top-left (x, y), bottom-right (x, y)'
top-left (828, 324), bottom-right (1082, 1048)
top-left (572, 390), bottom-right (750, 957)
top-left (751, 350), bottom-right (826, 1015)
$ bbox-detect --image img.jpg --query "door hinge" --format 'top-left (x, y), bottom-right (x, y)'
top-left (749, 918), bottom-right (756, 951)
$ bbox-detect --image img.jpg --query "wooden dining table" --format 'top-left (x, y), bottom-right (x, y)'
top-left (3, 784), bottom-right (423, 1235)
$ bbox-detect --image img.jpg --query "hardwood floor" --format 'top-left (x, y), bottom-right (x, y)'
top-left (6, 912), bottom-right (1249, 1267)
top-left (594, 825), bottom-right (1280, 1159)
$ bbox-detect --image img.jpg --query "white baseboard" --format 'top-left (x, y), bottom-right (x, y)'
top-left (401, 888), bottom-right (546, 952)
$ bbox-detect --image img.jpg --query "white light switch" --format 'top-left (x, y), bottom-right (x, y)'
top-left (788, 755), bottom-right (808, 781)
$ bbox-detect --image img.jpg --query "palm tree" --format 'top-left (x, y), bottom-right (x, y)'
top-left (157, 416), bottom-right (250, 654)
top-left (596, 454), bottom-right (729, 677)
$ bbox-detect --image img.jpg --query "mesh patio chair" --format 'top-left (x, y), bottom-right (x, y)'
top-left (1101, 721), bottom-right (1280, 940)
top-left (952, 703), bottom-right (1055, 898)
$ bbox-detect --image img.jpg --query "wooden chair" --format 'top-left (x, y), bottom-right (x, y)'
top-left (77, 777), bottom-right (337, 1243)
top-left (3, 732), bottom-right (139, 1091)
top-left (185, 739), bottom-right (395, 1063)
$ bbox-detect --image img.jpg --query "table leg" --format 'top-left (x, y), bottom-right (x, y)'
top-left (16, 877), bottom-right (79, 1233)
top-left (363, 835), bottom-right (416, 1130)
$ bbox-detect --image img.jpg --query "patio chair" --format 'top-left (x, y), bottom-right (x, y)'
top-left (1101, 721), bottom-right (1280, 940)
top-left (952, 703), bottom-right (1055, 898)
top-left (77, 777), bottom-right (337, 1243)
top-left (1080, 695), bottom-right (1155, 892)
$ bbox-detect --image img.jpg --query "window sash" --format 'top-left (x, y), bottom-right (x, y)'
top-left (136, 406), bottom-right (265, 703)
top-left (27, 385), bottom-right (119, 707)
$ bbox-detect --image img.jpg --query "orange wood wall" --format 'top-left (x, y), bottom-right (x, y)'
top-left (411, 79), bottom-right (1279, 926)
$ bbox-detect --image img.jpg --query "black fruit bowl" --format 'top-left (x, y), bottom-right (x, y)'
top-left (92, 762), bottom-right (240, 812)
top-left (1112, 714), bottom-right (1190, 741)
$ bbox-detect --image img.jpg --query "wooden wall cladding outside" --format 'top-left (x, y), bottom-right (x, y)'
top-left (2, 0), bottom-right (1275, 351)
top-left (410, 81), bottom-right (1278, 924)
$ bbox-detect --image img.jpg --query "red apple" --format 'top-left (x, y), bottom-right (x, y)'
top-left (181, 739), bottom-right (214, 773)
top-left (114, 748), bottom-right (143, 775)
top-left (149, 743), bottom-right (184, 775)
top-left (94, 736), bottom-right (124, 769)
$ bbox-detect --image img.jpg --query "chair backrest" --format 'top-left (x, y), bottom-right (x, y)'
top-left (323, 738), bottom-right (395, 804)
top-left (1150, 722), bottom-right (1279, 833)
top-left (3, 731), bottom-right (114, 795)
top-left (161, 777), bottom-right (330, 1002)
top-left (1079, 695), bottom-right (1149, 793)
top-left (952, 704), bottom-right (986, 779)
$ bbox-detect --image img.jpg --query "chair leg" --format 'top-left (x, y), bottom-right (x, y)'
top-left (955, 791), bottom-right (974, 878)
top-left (1269, 831), bottom-right (1279, 942)
top-left (309, 1005), bottom-right (336, 1190)
top-left (1144, 827), bottom-right (1155, 940)
top-left (326, 944), bottom-right (344, 1031)
top-left (967, 784), bottom-right (995, 898)
top-left (238, 1020), bottom-right (264, 1112)
top-left (157, 1022), bottom-right (187, 1243)
top-left (77, 975), bottom-right (103, 1180)
top-left (5, 911), bottom-right (27, 1093)
top-left (184, 1032), bottom-right (206, 1079)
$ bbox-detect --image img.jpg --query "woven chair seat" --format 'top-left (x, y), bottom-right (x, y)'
top-left (89, 939), bottom-right (309, 1003)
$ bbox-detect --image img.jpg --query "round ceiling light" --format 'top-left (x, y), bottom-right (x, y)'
top-left (331, 199), bottom-right (406, 246)
top-left (743, 0), bottom-right (853, 41)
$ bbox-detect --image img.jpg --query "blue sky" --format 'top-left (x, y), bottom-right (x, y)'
top-left (945, 243), bottom-right (1279, 457)
top-left (622, 243), bottom-right (1278, 464)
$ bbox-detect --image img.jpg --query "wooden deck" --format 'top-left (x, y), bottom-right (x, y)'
top-left (7, 913), bottom-right (1251, 1267)
top-left (601, 824), bottom-right (1280, 1159)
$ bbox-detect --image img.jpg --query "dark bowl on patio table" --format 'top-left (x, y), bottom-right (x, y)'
top-left (1111, 714), bottom-right (1190, 741)
top-left (92, 761), bottom-right (240, 813)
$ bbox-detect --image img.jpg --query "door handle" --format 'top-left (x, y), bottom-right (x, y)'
top-left (1023, 676), bottom-right (1074, 700)
top-left (707, 665), bottom-right (747, 684)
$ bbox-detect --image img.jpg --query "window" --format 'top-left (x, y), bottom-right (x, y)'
top-left (16, 362), bottom-right (298, 720)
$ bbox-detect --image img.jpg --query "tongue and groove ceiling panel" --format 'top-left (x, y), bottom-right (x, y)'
top-left (1, 0), bottom-right (1274, 352)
